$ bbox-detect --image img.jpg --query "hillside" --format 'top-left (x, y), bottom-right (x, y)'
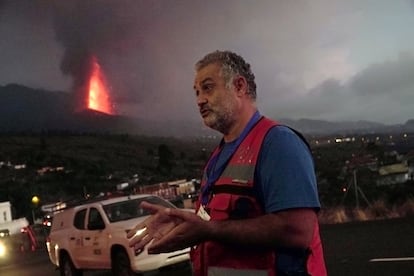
top-left (0, 84), bottom-right (214, 137)
top-left (0, 133), bottom-right (216, 219)
top-left (2, 84), bottom-right (414, 136)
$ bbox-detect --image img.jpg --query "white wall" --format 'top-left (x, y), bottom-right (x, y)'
top-left (0, 218), bottom-right (29, 235)
top-left (0, 201), bottom-right (12, 223)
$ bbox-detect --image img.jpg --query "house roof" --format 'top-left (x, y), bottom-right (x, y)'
top-left (378, 163), bottom-right (408, 176)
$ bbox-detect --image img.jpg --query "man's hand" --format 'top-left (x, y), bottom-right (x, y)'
top-left (126, 201), bottom-right (182, 255)
top-left (127, 202), bottom-right (209, 255)
top-left (146, 207), bottom-right (208, 254)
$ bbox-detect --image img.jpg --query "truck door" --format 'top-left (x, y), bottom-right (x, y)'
top-left (83, 207), bottom-right (108, 269)
top-left (68, 208), bottom-right (87, 268)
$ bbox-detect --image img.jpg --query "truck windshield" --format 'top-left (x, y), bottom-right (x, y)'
top-left (103, 196), bottom-right (175, 223)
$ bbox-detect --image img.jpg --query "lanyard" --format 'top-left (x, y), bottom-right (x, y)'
top-left (201, 111), bottom-right (262, 206)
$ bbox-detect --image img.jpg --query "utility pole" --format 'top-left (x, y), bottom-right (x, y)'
top-left (354, 169), bottom-right (359, 209)
top-left (342, 169), bottom-right (371, 208)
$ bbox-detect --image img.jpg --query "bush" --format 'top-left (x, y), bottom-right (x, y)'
top-left (396, 198), bottom-right (414, 217)
top-left (319, 199), bottom-right (414, 224)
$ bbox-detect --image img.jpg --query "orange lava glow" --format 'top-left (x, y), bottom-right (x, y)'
top-left (88, 56), bottom-right (114, 114)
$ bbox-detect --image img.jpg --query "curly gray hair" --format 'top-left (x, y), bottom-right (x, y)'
top-left (195, 50), bottom-right (257, 100)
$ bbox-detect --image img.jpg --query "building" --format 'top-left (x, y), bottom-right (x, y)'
top-left (0, 201), bottom-right (29, 235)
top-left (0, 201), bottom-right (12, 224)
top-left (376, 163), bottom-right (412, 186)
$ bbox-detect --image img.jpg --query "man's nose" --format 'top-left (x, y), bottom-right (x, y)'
top-left (197, 95), bottom-right (207, 107)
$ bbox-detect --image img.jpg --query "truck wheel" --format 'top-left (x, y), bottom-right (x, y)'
top-left (60, 254), bottom-right (83, 276)
top-left (112, 249), bottom-right (140, 276)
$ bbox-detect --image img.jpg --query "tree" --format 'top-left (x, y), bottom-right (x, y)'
top-left (157, 144), bottom-right (174, 174)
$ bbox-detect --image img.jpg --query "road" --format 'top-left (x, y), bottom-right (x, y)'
top-left (320, 216), bottom-right (414, 276)
top-left (0, 248), bottom-right (191, 276)
top-left (1, 217), bottom-right (413, 276)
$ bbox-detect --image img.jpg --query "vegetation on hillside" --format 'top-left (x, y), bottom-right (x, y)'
top-left (1, 131), bottom-right (413, 223)
top-left (0, 133), bottom-right (215, 220)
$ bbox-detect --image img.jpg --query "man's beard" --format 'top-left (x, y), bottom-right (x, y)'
top-left (203, 107), bottom-right (235, 135)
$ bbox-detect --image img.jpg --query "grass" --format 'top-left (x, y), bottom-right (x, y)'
top-left (319, 198), bottom-right (414, 224)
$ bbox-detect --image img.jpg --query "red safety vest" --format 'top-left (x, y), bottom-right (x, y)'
top-left (191, 117), bottom-right (327, 276)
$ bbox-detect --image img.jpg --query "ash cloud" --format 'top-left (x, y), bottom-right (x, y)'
top-left (1, 1), bottom-right (414, 125)
top-left (51, 0), bottom-right (137, 112)
top-left (284, 52), bottom-right (414, 124)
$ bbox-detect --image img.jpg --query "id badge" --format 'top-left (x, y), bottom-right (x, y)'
top-left (197, 205), bottom-right (211, 221)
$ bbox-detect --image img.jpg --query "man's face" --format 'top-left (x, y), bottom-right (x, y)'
top-left (193, 63), bottom-right (238, 134)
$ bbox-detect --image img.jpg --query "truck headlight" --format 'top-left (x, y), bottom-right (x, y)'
top-left (0, 242), bottom-right (7, 258)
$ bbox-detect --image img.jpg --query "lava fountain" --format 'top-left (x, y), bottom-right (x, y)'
top-left (87, 56), bottom-right (114, 114)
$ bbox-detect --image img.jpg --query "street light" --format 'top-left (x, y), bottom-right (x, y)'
top-left (31, 196), bottom-right (39, 205)
top-left (31, 196), bottom-right (40, 224)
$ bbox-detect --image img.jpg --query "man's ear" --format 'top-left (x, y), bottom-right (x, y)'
top-left (233, 76), bottom-right (248, 96)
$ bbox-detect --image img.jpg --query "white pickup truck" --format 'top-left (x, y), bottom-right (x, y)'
top-left (47, 194), bottom-right (190, 276)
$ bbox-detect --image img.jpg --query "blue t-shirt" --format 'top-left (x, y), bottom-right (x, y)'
top-left (255, 125), bottom-right (320, 212)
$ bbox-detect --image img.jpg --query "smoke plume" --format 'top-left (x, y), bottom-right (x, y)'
top-left (52, 0), bottom-right (135, 112)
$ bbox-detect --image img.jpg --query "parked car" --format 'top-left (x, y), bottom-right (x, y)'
top-left (46, 194), bottom-right (190, 276)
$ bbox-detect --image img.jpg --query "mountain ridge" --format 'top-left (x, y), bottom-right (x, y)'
top-left (1, 84), bottom-right (413, 137)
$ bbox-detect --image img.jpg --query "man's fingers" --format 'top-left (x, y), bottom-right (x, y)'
top-left (147, 226), bottom-right (189, 254)
top-left (147, 232), bottom-right (175, 254)
top-left (129, 232), bottom-right (152, 254)
top-left (126, 203), bottom-right (188, 255)
top-left (126, 224), bottom-right (147, 239)
top-left (126, 216), bottom-right (152, 239)
top-left (166, 208), bottom-right (197, 221)
top-left (140, 201), bottom-right (167, 213)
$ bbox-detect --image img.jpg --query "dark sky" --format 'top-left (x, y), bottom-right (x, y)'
top-left (1, 0), bottom-right (414, 124)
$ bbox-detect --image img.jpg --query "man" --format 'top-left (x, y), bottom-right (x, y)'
top-left (128, 50), bottom-right (327, 276)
